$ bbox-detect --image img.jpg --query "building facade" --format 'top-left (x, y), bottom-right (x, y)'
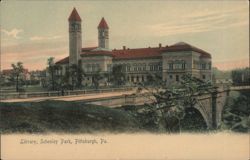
top-left (56, 8), bottom-right (212, 86)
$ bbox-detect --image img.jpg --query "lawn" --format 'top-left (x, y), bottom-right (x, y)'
top-left (0, 100), bottom-right (141, 134)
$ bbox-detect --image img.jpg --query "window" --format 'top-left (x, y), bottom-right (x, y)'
top-left (86, 64), bottom-right (91, 72)
top-left (150, 65), bottom-right (153, 71)
top-left (176, 75), bottom-right (179, 82)
top-left (142, 76), bottom-right (144, 82)
top-left (127, 66), bottom-right (131, 71)
top-left (169, 75), bottom-right (173, 79)
top-left (153, 65), bottom-right (157, 71)
top-left (168, 63), bottom-right (173, 70)
top-left (208, 62), bottom-right (211, 70)
top-left (159, 65), bottom-right (162, 71)
top-left (201, 63), bottom-right (206, 70)
top-left (181, 60), bottom-right (186, 69)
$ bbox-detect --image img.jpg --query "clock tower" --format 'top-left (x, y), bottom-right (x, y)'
top-left (98, 17), bottom-right (109, 49)
top-left (68, 8), bottom-right (82, 65)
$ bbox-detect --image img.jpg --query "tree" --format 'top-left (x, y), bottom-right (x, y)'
top-left (47, 57), bottom-right (61, 91)
top-left (11, 62), bottom-right (25, 92)
top-left (231, 68), bottom-right (250, 86)
top-left (68, 62), bottom-right (84, 90)
top-left (110, 64), bottom-right (126, 86)
top-left (222, 90), bottom-right (250, 132)
top-left (137, 74), bottom-right (214, 133)
top-left (92, 70), bottom-right (103, 89)
top-left (76, 60), bottom-right (84, 88)
top-left (68, 64), bottom-right (78, 90)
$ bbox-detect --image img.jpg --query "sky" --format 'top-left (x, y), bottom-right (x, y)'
top-left (0, 0), bottom-right (249, 71)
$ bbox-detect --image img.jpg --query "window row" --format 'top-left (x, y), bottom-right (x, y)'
top-left (168, 60), bottom-right (186, 70)
top-left (193, 61), bottom-right (211, 70)
top-left (85, 64), bottom-right (101, 72)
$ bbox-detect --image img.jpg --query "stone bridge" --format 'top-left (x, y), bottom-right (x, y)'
top-left (85, 85), bottom-right (250, 129)
top-left (2, 85), bottom-right (249, 129)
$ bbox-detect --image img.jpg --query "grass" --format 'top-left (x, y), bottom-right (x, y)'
top-left (0, 100), bottom-right (141, 134)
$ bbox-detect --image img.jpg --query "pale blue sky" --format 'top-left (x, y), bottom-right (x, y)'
top-left (1, 0), bottom-right (249, 70)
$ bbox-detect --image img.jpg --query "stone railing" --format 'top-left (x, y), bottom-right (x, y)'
top-left (0, 87), bottom-right (133, 100)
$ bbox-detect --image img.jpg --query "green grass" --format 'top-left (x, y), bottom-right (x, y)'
top-left (0, 100), bottom-right (141, 134)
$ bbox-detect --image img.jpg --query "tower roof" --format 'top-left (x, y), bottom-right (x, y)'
top-left (68, 8), bottom-right (81, 21)
top-left (98, 17), bottom-right (109, 29)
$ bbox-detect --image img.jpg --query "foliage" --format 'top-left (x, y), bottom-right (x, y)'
top-left (47, 57), bottom-right (57, 91)
top-left (222, 91), bottom-right (250, 132)
top-left (10, 62), bottom-right (25, 92)
top-left (212, 67), bottom-right (232, 80)
top-left (137, 74), bottom-right (214, 132)
top-left (231, 67), bottom-right (250, 86)
top-left (92, 70), bottom-right (103, 89)
top-left (110, 64), bottom-right (126, 86)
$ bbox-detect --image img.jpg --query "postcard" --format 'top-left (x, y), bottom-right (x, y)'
top-left (0, 0), bottom-right (249, 160)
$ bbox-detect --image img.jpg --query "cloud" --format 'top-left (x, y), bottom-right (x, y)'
top-left (146, 6), bottom-right (248, 36)
top-left (30, 35), bottom-right (63, 41)
top-left (1, 28), bottom-right (23, 39)
top-left (1, 40), bottom-right (68, 70)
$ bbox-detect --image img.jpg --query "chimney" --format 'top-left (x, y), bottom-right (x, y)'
top-left (159, 43), bottom-right (162, 48)
top-left (123, 46), bottom-right (126, 50)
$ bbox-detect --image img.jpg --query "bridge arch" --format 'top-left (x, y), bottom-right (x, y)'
top-left (192, 103), bottom-right (211, 129)
top-left (181, 107), bottom-right (208, 131)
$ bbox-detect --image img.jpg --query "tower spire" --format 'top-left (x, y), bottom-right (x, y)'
top-left (68, 8), bottom-right (82, 21)
top-left (98, 17), bottom-right (109, 49)
top-left (98, 17), bottom-right (109, 29)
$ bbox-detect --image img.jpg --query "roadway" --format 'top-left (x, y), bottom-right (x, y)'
top-left (0, 89), bottom-right (138, 103)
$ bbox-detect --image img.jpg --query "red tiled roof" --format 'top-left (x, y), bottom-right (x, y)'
top-left (68, 8), bottom-right (81, 21)
top-left (81, 50), bottom-right (113, 57)
top-left (55, 42), bottom-right (211, 64)
top-left (55, 56), bottom-right (69, 65)
top-left (98, 17), bottom-right (109, 29)
top-left (112, 47), bottom-right (162, 60)
top-left (163, 42), bottom-right (211, 58)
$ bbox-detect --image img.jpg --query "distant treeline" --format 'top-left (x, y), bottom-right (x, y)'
top-left (212, 67), bottom-right (249, 85)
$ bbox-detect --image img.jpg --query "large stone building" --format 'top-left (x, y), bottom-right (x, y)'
top-left (56, 8), bottom-right (212, 86)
